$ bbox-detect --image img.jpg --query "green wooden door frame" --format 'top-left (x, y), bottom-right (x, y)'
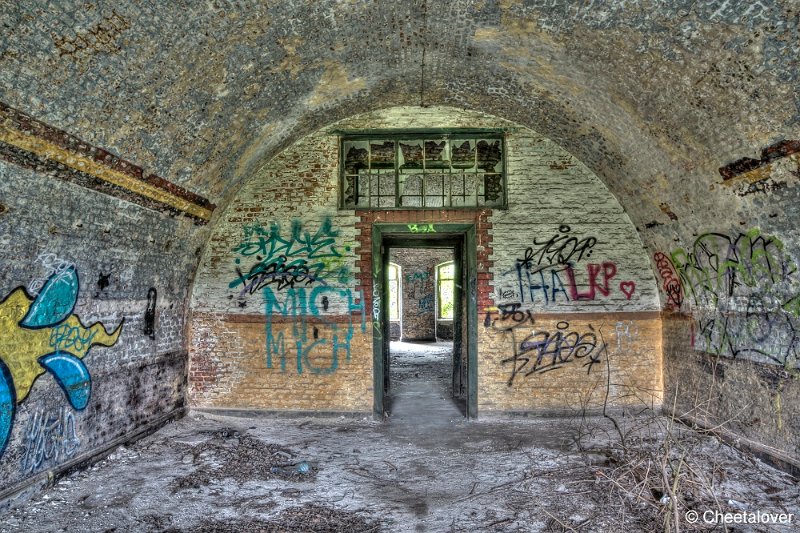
top-left (371, 223), bottom-right (478, 419)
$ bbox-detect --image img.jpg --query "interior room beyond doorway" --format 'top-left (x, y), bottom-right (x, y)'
top-left (386, 247), bottom-right (465, 420)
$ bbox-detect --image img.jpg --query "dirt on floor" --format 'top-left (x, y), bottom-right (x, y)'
top-left (1, 343), bottom-right (797, 532)
top-left (0, 411), bottom-right (797, 532)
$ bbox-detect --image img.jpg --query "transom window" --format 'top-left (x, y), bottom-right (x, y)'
top-left (339, 131), bottom-right (506, 209)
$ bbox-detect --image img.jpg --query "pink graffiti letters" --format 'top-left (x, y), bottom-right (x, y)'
top-left (653, 252), bottom-right (683, 310)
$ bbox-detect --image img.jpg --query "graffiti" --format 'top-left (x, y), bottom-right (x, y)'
top-left (516, 225), bottom-right (596, 274)
top-left (619, 281), bottom-right (636, 300)
top-left (21, 407), bottom-right (80, 474)
top-left (96, 272), bottom-right (111, 292)
top-left (144, 287), bottom-right (157, 340)
top-left (564, 262), bottom-right (618, 300)
top-left (418, 294), bottom-right (434, 312)
top-left (494, 287), bottom-right (517, 300)
top-left (264, 287), bottom-right (365, 375)
top-left (0, 267), bottom-right (123, 457)
top-left (653, 252), bottom-right (684, 310)
top-left (405, 271), bottom-right (430, 283)
top-left (230, 218), bottom-right (351, 299)
top-left (405, 270), bottom-right (433, 308)
top-left (483, 303), bottom-right (535, 330)
top-left (49, 323), bottom-right (98, 353)
top-left (501, 321), bottom-right (607, 385)
top-left (514, 260), bottom-right (637, 304)
top-left (28, 253), bottom-right (75, 294)
top-left (511, 228), bottom-right (635, 305)
top-left (407, 223), bottom-right (435, 233)
top-left (372, 283), bottom-right (381, 323)
top-left (515, 264), bottom-right (571, 305)
top-left (691, 294), bottom-right (799, 367)
top-left (671, 228), bottom-right (797, 309)
top-left (615, 321), bottom-right (639, 349)
top-left (672, 228), bottom-right (800, 367)
top-left (528, 261), bottom-right (637, 303)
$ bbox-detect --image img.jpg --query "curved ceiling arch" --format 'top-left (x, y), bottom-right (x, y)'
top-left (1, 1), bottom-right (796, 252)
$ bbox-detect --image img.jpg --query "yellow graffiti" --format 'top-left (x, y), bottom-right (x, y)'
top-left (0, 289), bottom-right (121, 403)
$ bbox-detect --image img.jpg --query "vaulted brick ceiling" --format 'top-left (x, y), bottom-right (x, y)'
top-left (1, 1), bottom-right (797, 250)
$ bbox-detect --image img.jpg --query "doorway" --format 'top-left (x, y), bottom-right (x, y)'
top-left (387, 247), bottom-right (461, 420)
top-left (371, 224), bottom-right (478, 419)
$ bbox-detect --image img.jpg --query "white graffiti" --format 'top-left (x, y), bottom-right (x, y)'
top-left (615, 321), bottom-right (640, 350)
top-left (28, 253), bottom-right (75, 294)
top-left (21, 407), bottom-right (81, 474)
top-left (373, 287), bottom-right (381, 320)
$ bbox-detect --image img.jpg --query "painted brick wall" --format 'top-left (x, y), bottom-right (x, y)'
top-left (189, 106), bottom-right (662, 415)
top-left (189, 127), bottom-right (365, 410)
top-left (654, 222), bottom-right (800, 466)
top-left (0, 156), bottom-right (205, 497)
top-left (481, 128), bottom-right (661, 412)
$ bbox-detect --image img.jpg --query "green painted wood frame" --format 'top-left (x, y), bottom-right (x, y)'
top-left (371, 223), bottom-right (478, 419)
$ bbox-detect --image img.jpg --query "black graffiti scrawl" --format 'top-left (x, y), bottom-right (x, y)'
top-left (144, 288), bottom-right (157, 340)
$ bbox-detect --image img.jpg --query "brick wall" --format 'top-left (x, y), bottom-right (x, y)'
top-left (0, 145), bottom-right (204, 494)
top-left (189, 106), bottom-right (662, 415)
top-left (663, 312), bottom-right (799, 467)
top-left (389, 248), bottom-right (454, 341)
top-left (655, 224), bottom-right (800, 466)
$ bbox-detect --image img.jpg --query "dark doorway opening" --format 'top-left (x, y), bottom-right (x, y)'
top-left (372, 224), bottom-right (478, 420)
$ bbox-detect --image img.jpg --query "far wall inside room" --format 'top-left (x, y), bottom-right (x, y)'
top-left (390, 248), bottom-right (454, 341)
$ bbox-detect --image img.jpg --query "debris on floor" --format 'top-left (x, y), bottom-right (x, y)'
top-left (1, 342), bottom-right (797, 531)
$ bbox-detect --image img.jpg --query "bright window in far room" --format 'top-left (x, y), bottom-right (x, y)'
top-left (437, 261), bottom-right (454, 320)
top-left (388, 263), bottom-right (401, 321)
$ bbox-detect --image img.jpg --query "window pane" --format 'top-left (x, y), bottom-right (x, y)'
top-left (440, 263), bottom-right (454, 280)
top-left (399, 140), bottom-right (423, 169)
top-left (369, 170), bottom-right (397, 207)
top-left (439, 278), bottom-right (454, 319)
top-left (343, 175), bottom-right (359, 206)
top-left (438, 262), bottom-right (455, 320)
top-left (424, 174), bottom-right (445, 207)
top-left (370, 140), bottom-right (395, 168)
top-left (481, 173), bottom-right (504, 206)
top-left (424, 139), bottom-right (448, 169)
top-left (399, 173), bottom-right (423, 207)
top-left (343, 141), bottom-right (369, 174)
top-left (388, 264), bottom-right (400, 321)
top-left (451, 140), bottom-right (475, 169)
top-left (476, 139), bottom-right (502, 172)
top-left (450, 173), bottom-right (477, 207)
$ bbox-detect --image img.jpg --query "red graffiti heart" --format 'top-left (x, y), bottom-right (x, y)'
top-left (619, 281), bottom-right (636, 300)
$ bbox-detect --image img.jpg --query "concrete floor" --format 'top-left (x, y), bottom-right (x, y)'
top-left (1, 342), bottom-right (798, 532)
top-left (386, 341), bottom-right (466, 425)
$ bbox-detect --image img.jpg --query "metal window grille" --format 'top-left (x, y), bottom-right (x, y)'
top-left (340, 132), bottom-right (506, 209)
